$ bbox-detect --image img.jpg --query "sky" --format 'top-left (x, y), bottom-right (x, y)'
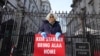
top-left (49, 0), bottom-right (72, 13)
top-left (48, 0), bottom-right (73, 33)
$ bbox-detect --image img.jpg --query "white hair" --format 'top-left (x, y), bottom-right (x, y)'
top-left (46, 13), bottom-right (57, 20)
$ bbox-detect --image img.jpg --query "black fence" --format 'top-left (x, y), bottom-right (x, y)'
top-left (0, 11), bottom-right (100, 56)
top-left (66, 12), bottom-right (100, 56)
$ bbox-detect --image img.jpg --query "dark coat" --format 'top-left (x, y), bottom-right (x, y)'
top-left (39, 20), bottom-right (62, 34)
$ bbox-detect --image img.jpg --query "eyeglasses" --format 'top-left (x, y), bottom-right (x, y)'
top-left (50, 16), bottom-right (54, 18)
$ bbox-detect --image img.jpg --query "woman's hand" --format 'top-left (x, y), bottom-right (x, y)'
top-left (55, 32), bottom-right (61, 39)
top-left (41, 32), bottom-right (47, 38)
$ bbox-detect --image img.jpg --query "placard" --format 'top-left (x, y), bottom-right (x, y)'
top-left (34, 34), bottom-right (66, 56)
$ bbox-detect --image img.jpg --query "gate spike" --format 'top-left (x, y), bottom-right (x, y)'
top-left (59, 11), bottom-right (60, 14)
top-left (66, 11), bottom-right (67, 14)
top-left (62, 11), bottom-right (64, 13)
top-left (55, 11), bottom-right (57, 14)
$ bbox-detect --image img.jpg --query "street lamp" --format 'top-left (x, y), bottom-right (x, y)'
top-left (80, 7), bottom-right (86, 38)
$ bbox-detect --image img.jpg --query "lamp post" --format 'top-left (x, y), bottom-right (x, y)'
top-left (80, 8), bottom-right (86, 38)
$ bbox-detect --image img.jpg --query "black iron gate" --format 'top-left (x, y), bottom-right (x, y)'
top-left (0, 11), bottom-right (100, 56)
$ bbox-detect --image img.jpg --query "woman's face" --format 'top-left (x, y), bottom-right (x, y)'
top-left (48, 14), bottom-right (55, 23)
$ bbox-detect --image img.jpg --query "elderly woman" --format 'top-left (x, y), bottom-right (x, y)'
top-left (39, 13), bottom-right (62, 39)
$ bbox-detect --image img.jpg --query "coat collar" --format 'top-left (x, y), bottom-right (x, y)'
top-left (43, 20), bottom-right (59, 24)
top-left (43, 20), bottom-right (59, 27)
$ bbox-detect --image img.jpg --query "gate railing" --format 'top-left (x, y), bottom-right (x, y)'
top-left (0, 11), bottom-right (100, 56)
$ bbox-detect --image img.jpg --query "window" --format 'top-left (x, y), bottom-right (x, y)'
top-left (0, 0), bottom-right (5, 7)
top-left (88, 0), bottom-right (94, 5)
top-left (42, 9), bottom-right (44, 11)
top-left (31, 6), bottom-right (35, 12)
top-left (29, 0), bottom-right (33, 4)
top-left (42, 5), bottom-right (45, 9)
top-left (88, 0), bottom-right (96, 14)
top-left (31, 8), bottom-right (33, 12)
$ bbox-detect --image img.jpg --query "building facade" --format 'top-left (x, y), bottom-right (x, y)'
top-left (41, 0), bottom-right (51, 13)
top-left (0, 0), bottom-right (51, 56)
top-left (67, 0), bottom-right (100, 36)
top-left (66, 1), bottom-right (100, 56)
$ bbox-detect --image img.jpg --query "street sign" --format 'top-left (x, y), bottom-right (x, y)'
top-left (75, 42), bottom-right (91, 56)
top-left (76, 50), bottom-right (90, 56)
top-left (75, 43), bottom-right (89, 50)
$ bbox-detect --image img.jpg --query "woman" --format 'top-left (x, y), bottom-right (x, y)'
top-left (39, 13), bottom-right (62, 39)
